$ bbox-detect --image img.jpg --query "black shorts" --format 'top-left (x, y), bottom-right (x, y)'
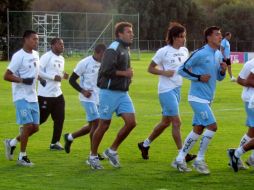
top-left (223, 58), bottom-right (231, 65)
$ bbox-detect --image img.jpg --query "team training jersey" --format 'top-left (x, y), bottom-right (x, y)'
top-left (7, 49), bottom-right (39, 102)
top-left (239, 58), bottom-right (254, 102)
top-left (221, 38), bottom-right (230, 59)
top-left (74, 55), bottom-right (100, 103)
top-left (178, 44), bottom-right (225, 103)
top-left (38, 50), bottom-right (65, 97)
top-left (152, 45), bottom-right (189, 93)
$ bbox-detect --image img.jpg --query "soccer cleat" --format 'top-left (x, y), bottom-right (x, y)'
top-left (64, 133), bottom-right (73, 153)
top-left (175, 160), bottom-right (192, 172)
top-left (185, 153), bottom-right (197, 163)
top-left (227, 148), bottom-right (239, 172)
top-left (246, 156), bottom-right (254, 167)
top-left (86, 157), bottom-right (104, 170)
top-left (192, 160), bottom-right (210, 174)
top-left (4, 139), bottom-right (16, 160)
top-left (17, 156), bottom-right (34, 167)
top-left (228, 158), bottom-right (248, 170)
top-left (103, 148), bottom-right (121, 168)
top-left (138, 142), bottom-right (149, 160)
top-left (98, 153), bottom-right (105, 160)
top-left (50, 142), bottom-right (64, 151)
top-left (231, 76), bottom-right (236, 82)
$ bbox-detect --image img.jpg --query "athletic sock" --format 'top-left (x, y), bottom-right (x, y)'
top-left (68, 134), bottom-right (74, 141)
top-left (143, 138), bottom-right (151, 147)
top-left (10, 138), bottom-right (18, 147)
top-left (239, 134), bottom-right (251, 147)
top-left (19, 152), bottom-right (27, 160)
top-left (196, 130), bottom-right (215, 161)
top-left (108, 148), bottom-right (117, 154)
top-left (90, 155), bottom-right (98, 159)
top-left (176, 131), bottom-right (200, 162)
top-left (235, 147), bottom-right (245, 158)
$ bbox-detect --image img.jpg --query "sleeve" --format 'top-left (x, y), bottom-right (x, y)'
top-left (39, 54), bottom-right (55, 80)
top-left (7, 53), bottom-right (22, 75)
top-left (178, 50), bottom-right (201, 81)
top-left (73, 61), bottom-right (85, 77)
top-left (152, 48), bottom-right (163, 65)
top-left (100, 49), bottom-right (118, 78)
top-left (239, 62), bottom-right (251, 79)
top-left (69, 72), bottom-right (82, 92)
top-left (221, 39), bottom-right (225, 48)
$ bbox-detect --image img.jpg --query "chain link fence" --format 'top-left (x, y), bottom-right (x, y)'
top-left (7, 11), bottom-right (140, 60)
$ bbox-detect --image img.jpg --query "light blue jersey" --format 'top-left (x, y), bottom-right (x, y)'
top-left (178, 44), bottom-right (225, 102)
top-left (221, 38), bottom-right (230, 59)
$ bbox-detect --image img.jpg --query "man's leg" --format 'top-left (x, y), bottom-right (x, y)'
top-left (91, 119), bottom-right (111, 156)
top-left (50, 95), bottom-right (65, 149)
top-left (138, 116), bottom-right (170, 159)
top-left (38, 96), bottom-right (51, 125)
top-left (110, 113), bottom-right (136, 151)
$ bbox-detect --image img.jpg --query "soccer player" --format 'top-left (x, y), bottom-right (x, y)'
top-left (221, 32), bottom-right (236, 81)
top-left (3, 30), bottom-right (40, 166)
top-left (87, 22), bottom-right (136, 169)
top-left (174, 26), bottom-right (227, 174)
top-left (137, 22), bottom-right (196, 164)
top-left (64, 44), bottom-right (106, 159)
top-left (227, 57), bottom-right (254, 172)
top-left (38, 38), bottom-right (68, 150)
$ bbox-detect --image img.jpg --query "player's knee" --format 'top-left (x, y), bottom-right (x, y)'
top-left (127, 120), bottom-right (136, 129)
top-left (172, 121), bottom-right (181, 129)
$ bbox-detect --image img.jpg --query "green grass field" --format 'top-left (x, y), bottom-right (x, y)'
top-left (0, 53), bottom-right (252, 190)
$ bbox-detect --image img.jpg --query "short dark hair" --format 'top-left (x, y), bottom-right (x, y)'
top-left (23, 30), bottom-right (37, 39)
top-left (165, 22), bottom-right (186, 45)
top-left (50, 37), bottom-right (63, 46)
top-left (94, 43), bottom-right (106, 53)
top-left (225, 32), bottom-right (231, 37)
top-left (204, 26), bottom-right (220, 43)
top-left (114, 22), bottom-right (133, 38)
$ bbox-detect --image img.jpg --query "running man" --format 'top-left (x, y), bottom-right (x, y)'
top-left (3, 30), bottom-right (40, 166)
top-left (227, 57), bottom-right (254, 172)
top-left (174, 26), bottom-right (227, 174)
top-left (87, 22), bottom-right (136, 169)
top-left (38, 38), bottom-right (69, 150)
top-left (137, 22), bottom-right (196, 164)
top-left (64, 44), bottom-right (106, 160)
top-left (221, 32), bottom-right (236, 81)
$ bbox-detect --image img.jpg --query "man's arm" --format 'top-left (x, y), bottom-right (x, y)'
top-left (69, 72), bottom-right (91, 98)
top-left (148, 61), bottom-right (174, 77)
top-left (4, 69), bottom-right (33, 85)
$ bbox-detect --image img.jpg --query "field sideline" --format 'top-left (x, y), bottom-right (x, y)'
top-left (0, 52), bottom-right (252, 190)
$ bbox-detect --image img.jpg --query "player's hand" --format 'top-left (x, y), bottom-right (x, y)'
top-left (125, 68), bottom-right (133, 78)
top-left (220, 62), bottom-right (227, 73)
top-left (63, 72), bottom-right (69, 80)
top-left (54, 75), bottom-right (62, 82)
top-left (200, 74), bottom-right (211, 83)
top-left (40, 78), bottom-right (47, 87)
top-left (163, 70), bottom-right (175, 77)
top-left (22, 77), bottom-right (34, 85)
top-left (81, 89), bottom-right (92, 98)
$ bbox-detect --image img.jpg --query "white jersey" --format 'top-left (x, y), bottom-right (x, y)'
top-left (152, 45), bottom-right (189, 93)
top-left (38, 50), bottom-right (65, 97)
top-left (239, 58), bottom-right (254, 102)
top-left (74, 55), bottom-right (100, 103)
top-left (7, 49), bottom-right (39, 102)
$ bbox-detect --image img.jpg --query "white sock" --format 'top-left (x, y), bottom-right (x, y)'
top-left (68, 134), bottom-right (74, 141)
top-left (19, 152), bottom-right (26, 160)
top-left (143, 138), bottom-right (151, 147)
top-left (235, 147), bottom-right (245, 158)
top-left (239, 134), bottom-right (251, 147)
top-left (176, 131), bottom-right (200, 162)
top-left (10, 138), bottom-right (18, 147)
top-left (250, 151), bottom-right (254, 159)
top-left (196, 130), bottom-right (215, 161)
top-left (90, 155), bottom-right (98, 159)
top-left (108, 148), bottom-right (117, 154)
